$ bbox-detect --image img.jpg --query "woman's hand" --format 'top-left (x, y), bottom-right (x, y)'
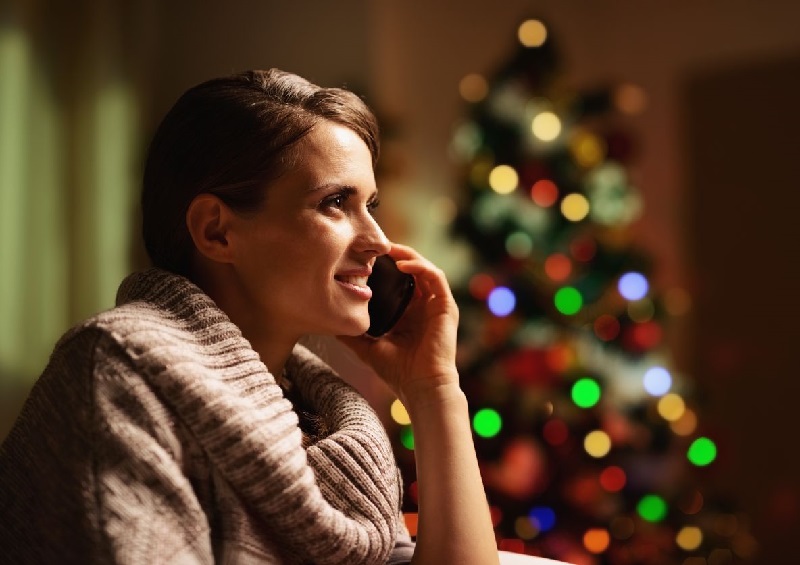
top-left (341, 244), bottom-right (500, 565)
top-left (337, 243), bottom-right (460, 405)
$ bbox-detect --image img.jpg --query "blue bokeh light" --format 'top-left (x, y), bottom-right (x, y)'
top-left (487, 286), bottom-right (516, 317)
top-left (528, 506), bottom-right (556, 532)
top-left (618, 272), bottom-right (649, 301)
top-left (643, 366), bottom-right (672, 396)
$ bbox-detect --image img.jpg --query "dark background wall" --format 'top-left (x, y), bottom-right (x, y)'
top-left (684, 53), bottom-right (800, 564)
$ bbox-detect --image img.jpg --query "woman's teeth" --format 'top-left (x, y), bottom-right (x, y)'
top-left (336, 275), bottom-right (369, 287)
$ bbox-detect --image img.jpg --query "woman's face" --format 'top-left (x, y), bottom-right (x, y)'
top-left (228, 121), bottom-right (390, 339)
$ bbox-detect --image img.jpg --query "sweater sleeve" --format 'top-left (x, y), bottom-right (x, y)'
top-left (0, 328), bottom-right (214, 564)
top-left (88, 332), bottom-right (215, 563)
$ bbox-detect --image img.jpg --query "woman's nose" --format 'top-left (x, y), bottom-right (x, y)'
top-left (358, 212), bottom-right (391, 255)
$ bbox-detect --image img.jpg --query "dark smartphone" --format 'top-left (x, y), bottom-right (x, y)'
top-left (366, 255), bottom-right (415, 337)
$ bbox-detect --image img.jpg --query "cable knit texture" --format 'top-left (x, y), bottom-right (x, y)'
top-left (0, 268), bottom-right (413, 564)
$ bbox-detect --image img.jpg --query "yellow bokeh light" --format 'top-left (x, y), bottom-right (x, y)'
top-left (658, 393), bottom-right (686, 422)
top-left (571, 131), bottom-right (606, 168)
top-left (390, 399), bottom-right (411, 425)
top-left (584, 430), bottom-right (612, 458)
top-left (614, 83), bottom-right (648, 115)
top-left (514, 516), bottom-right (539, 540)
top-left (561, 193), bottom-right (590, 222)
top-left (671, 407), bottom-right (698, 436)
top-left (676, 526), bottom-right (703, 551)
top-left (488, 164), bottom-right (519, 194)
top-left (531, 111), bottom-right (561, 141)
top-left (518, 19), bottom-right (548, 48)
top-left (459, 73), bottom-right (489, 103)
top-left (583, 528), bottom-right (610, 554)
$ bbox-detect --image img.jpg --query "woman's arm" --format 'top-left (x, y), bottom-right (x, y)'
top-left (402, 380), bottom-right (498, 565)
top-left (339, 244), bottom-right (499, 565)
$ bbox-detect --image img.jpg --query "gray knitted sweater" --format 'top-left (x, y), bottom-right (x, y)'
top-left (0, 269), bottom-right (414, 564)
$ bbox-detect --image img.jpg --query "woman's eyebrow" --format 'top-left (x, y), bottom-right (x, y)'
top-left (306, 182), bottom-right (355, 194)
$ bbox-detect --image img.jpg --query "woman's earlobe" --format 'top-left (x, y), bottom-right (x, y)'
top-left (186, 194), bottom-right (234, 263)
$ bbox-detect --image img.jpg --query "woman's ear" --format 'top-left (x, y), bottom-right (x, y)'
top-left (186, 194), bottom-right (235, 264)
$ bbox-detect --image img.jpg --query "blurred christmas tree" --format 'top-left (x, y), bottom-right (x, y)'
top-left (389, 18), bottom-right (758, 565)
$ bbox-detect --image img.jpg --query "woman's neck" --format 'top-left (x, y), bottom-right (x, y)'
top-left (191, 263), bottom-right (299, 377)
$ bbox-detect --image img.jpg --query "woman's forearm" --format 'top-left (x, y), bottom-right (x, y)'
top-left (404, 381), bottom-right (499, 565)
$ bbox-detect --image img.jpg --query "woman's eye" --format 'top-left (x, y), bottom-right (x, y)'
top-left (367, 198), bottom-right (381, 215)
top-left (321, 193), bottom-right (347, 209)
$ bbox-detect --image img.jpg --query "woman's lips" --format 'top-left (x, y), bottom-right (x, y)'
top-left (334, 273), bottom-right (372, 299)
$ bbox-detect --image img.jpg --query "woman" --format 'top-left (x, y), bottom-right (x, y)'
top-left (0, 69), bottom-right (500, 564)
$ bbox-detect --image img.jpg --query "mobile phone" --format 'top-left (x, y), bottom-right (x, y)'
top-left (366, 255), bottom-right (415, 337)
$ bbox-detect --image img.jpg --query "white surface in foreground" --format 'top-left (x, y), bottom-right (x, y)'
top-left (499, 551), bottom-right (574, 565)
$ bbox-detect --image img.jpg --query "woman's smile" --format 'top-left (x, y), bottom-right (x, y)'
top-left (334, 269), bottom-right (373, 299)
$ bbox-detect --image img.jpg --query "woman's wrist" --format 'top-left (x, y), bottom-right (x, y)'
top-left (401, 377), bottom-right (466, 417)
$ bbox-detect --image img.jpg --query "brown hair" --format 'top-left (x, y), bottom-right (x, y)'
top-left (141, 69), bottom-right (380, 277)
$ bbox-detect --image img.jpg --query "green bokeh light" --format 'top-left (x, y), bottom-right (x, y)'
top-left (687, 437), bottom-right (717, 467)
top-left (637, 494), bottom-right (668, 523)
top-left (554, 286), bottom-right (583, 315)
top-left (473, 408), bottom-right (503, 438)
top-left (400, 426), bottom-right (415, 450)
top-left (571, 378), bottom-right (601, 408)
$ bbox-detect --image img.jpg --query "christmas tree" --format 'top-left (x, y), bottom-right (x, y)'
top-left (388, 18), bottom-right (757, 565)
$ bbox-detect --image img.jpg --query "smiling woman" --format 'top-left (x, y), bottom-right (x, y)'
top-left (0, 69), bottom-right (505, 564)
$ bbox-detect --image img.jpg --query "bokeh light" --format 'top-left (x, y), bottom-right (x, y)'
top-left (488, 286), bottom-right (516, 317)
top-left (618, 271), bottom-right (649, 301)
top-left (459, 73), bottom-right (489, 103)
top-left (676, 526), bottom-right (704, 551)
top-left (390, 399), bottom-right (411, 425)
top-left (657, 393), bottom-right (686, 421)
top-left (571, 378), bottom-right (601, 408)
top-left (614, 83), bottom-right (648, 115)
top-left (473, 408), bottom-right (503, 438)
top-left (544, 253), bottom-right (571, 281)
top-left (505, 231), bottom-right (533, 258)
top-left (687, 437), bottom-right (717, 467)
top-left (571, 131), bottom-right (606, 168)
top-left (400, 426), bottom-right (414, 450)
top-left (637, 494), bottom-right (668, 522)
top-left (531, 179), bottom-right (559, 207)
top-left (561, 193), bottom-right (590, 222)
top-left (531, 111), bottom-right (561, 141)
top-left (643, 366), bottom-right (672, 396)
top-left (489, 164), bottom-right (519, 194)
top-left (583, 528), bottom-right (610, 554)
top-left (450, 121), bottom-right (483, 161)
top-left (599, 466), bottom-right (627, 492)
top-left (518, 19), bottom-right (547, 47)
top-left (555, 286), bottom-right (583, 315)
top-left (514, 516), bottom-right (539, 540)
top-left (584, 430), bottom-right (612, 458)
top-left (671, 408), bottom-right (698, 436)
top-left (528, 506), bottom-right (556, 532)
